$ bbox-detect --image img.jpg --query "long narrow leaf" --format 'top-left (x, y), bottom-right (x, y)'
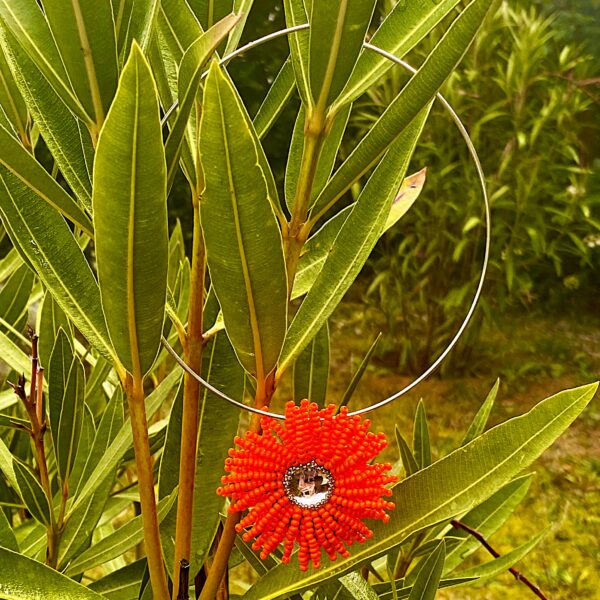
top-left (407, 540), bottom-right (445, 600)
top-left (0, 546), bottom-right (105, 599)
top-left (0, 27), bottom-right (93, 208)
top-left (253, 59), bottom-right (295, 140)
top-left (336, 0), bottom-right (463, 107)
top-left (443, 474), bottom-right (532, 573)
top-left (283, 0), bottom-right (311, 107)
top-left (13, 459), bottom-right (51, 526)
top-left (0, 124), bottom-right (92, 235)
top-left (461, 379), bottom-right (499, 446)
top-left (165, 13), bottom-right (241, 191)
top-left (42, 0), bottom-right (118, 126)
top-left (93, 43), bottom-right (168, 377)
top-left (0, 0), bottom-right (91, 124)
top-left (0, 168), bottom-right (114, 360)
top-left (292, 170), bottom-right (426, 300)
top-left (48, 329), bottom-right (85, 485)
top-left (308, 0), bottom-right (376, 109)
top-left (65, 488), bottom-right (177, 576)
top-left (199, 62), bottom-right (287, 379)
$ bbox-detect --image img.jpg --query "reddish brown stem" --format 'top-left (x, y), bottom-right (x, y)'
top-left (127, 373), bottom-right (170, 599)
top-left (172, 196), bottom-right (206, 599)
top-left (198, 373), bottom-right (275, 600)
top-left (451, 520), bottom-right (549, 600)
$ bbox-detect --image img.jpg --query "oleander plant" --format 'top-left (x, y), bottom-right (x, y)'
top-left (0, 1), bottom-right (596, 599)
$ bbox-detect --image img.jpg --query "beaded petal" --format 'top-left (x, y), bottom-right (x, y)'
top-left (217, 400), bottom-right (396, 570)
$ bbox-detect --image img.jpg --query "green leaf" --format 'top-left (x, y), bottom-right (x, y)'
top-left (0, 328), bottom-right (31, 374)
top-left (0, 0), bottom-right (92, 125)
top-left (461, 379), bottom-right (499, 446)
top-left (0, 413), bottom-right (28, 430)
top-left (65, 487), bottom-right (177, 576)
top-left (279, 108), bottom-right (429, 373)
top-left (0, 167), bottom-right (114, 361)
top-left (253, 58), bottom-right (295, 140)
top-left (48, 329), bottom-right (85, 484)
top-left (42, 0), bottom-right (118, 127)
top-left (69, 369), bottom-right (180, 515)
top-left (0, 49), bottom-right (27, 141)
top-left (113, 0), bottom-right (160, 60)
top-left (443, 474), bottom-right (532, 573)
top-left (157, 0), bottom-right (202, 60)
top-left (308, 0), bottom-right (376, 109)
top-left (13, 459), bottom-right (51, 526)
top-left (224, 0), bottom-right (254, 54)
top-left (73, 388), bottom-right (123, 499)
top-left (336, 0), bottom-right (463, 107)
top-left (199, 62), bottom-right (287, 379)
top-left (93, 43), bottom-right (168, 378)
top-left (395, 426), bottom-right (418, 478)
top-left (57, 394), bottom-right (124, 569)
top-left (407, 540), bottom-right (445, 600)
top-left (0, 248), bottom-right (23, 282)
top-left (165, 13), bottom-right (241, 191)
top-left (312, 0), bottom-right (496, 218)
top-left (285, 103), bottom-right (351, 213)
top-left (0, 508), bottom-right (17, 552)
top-left (293, 322), bottom-right (329, 406)
top-left (0, 27), bottom-right (93, 208)
top-left (36, 290), bottom-right (72, 372)
top-left (0, 261), bottom-right (33, 328)
top-left (413, 400), bottom-right (431, 469)
top-left (292, 168), bottom-right (426, 302)
top-left (283, 0), bottom-right (311, 107)
top-left (58, 467), bottom-right (114, 571)
top-left (242, 382), bottom-right (597, 599)
top-left (338, 572), bottom-right (379, 599)
top-left (88, 558), bottom-right (147, 599)
top-left (0, 437), bottom-right (17, 490)
top-left (0, 545), bottom-right (105, 599)
top-left (373, 578), bottom-right (478, 600)
top-left (337, 333), bottom-right (381, 411)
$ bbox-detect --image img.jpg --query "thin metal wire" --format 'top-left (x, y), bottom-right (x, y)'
top-left (161, 29), bottom-right (491, 420)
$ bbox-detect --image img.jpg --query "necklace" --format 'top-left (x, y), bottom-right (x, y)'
top-left (161, 26), bottom-right (490, 570)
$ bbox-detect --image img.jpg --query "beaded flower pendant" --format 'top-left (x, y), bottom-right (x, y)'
top-left (217, 400), bottom-right (397, 570)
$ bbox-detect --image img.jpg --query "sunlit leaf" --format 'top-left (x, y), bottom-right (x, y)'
top-left (199, 62), bottom-right (287, 379)
top-left (93, 43), bottom-right (168, 377)
top-left (0, 546), bottom-right (105, 599)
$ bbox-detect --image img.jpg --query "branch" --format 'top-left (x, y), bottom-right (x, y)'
top-left (451, 520), bottom-right (549, 600)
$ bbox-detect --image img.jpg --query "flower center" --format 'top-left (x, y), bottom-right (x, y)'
top-left (283, 461), bottom-right (334, 509)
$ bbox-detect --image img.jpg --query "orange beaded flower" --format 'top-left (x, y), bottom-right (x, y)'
top-left (217, 400), bottom-right (397, 570)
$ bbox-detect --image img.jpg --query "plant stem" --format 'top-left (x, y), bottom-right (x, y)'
top-left (127, 373), bottom-right (170, 600)
top-left (15, 335), bottom-right (60, 567)
top-left (198, 375), bottom-right (273, 600)
top-left (451, 520), bottom-right (549, 600)
top-left (284, 110), bottom-right (327, 294)
top-left (172, 195), bottom-right (206, 599)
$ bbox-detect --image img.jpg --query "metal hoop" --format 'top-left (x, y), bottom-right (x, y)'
top-left (161, 24), bottom-right (491, 420)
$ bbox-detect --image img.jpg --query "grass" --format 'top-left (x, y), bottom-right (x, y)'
top-left (324, 299), bottom-right (600, 599)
